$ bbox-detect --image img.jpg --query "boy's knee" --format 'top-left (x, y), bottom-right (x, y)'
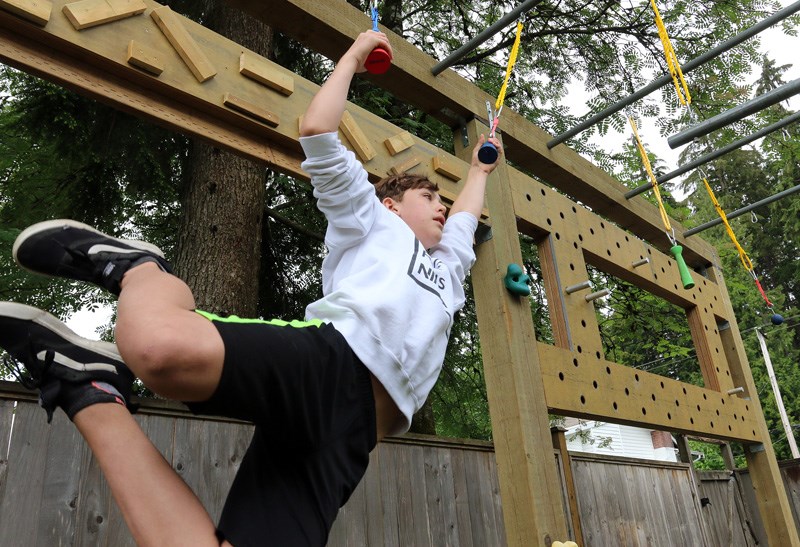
top-left (117, 324), bottom-right (184, 381)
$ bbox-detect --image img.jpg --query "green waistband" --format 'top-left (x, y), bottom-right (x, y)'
top-left (195, 309), bottom-right (323, 328)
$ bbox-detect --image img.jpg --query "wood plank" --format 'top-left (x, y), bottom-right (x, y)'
top-left (239, 51), bottom-right (294, 95)
top-left (0, 0), bottom-right (51, 26)
top-left (465, 116), bottom-right (569, 545)
top-left (74, 430), bottom-right (115, 545)
top-left (388, 156), bottom-right (420, 176)
top-left (450, 448), bottom-right (474, 547)
top-left (0, 16), bottom-right (303, 177)
top-left (436, 447), bottom-right (462, 546)
top-left (383, 131), bottom-right (413, 156)
top-left (223, 92), bottom-right (280, 127)
top-left (150, 5), bottom-right (216, 82)
top-left (378, 444), bottom-right (401, 547)
top-left (0, 402), bottom-right (49, 545)
top-left (363, 447), bottom-right (385, 546)
top-left (62, 0), bottom-right (145, 30)
top-left (432, 154), bottom-right (464, 182)
top-left (423, 445), bottom-right (447, 544)
top-left (339, 110), bottom-right (376, 163)
top-left (36, 411), bottom-right (86, 546)
top-left (408, 444), bottom-right (433, 546)
top-left (126, 39), bottom-right (164, 76)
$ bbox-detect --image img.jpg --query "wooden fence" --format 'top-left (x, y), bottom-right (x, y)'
top-left (1, 382), bottom-right (799, 546)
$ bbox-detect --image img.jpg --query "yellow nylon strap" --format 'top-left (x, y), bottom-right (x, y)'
top-left (629, 116), bottom-right (672, 233)
top-left (650, 0), bottom-right (691, 106)
top-left (702, 178), bottom-right (755, 271)
top-left (495, 22), bottom-right (524, 111)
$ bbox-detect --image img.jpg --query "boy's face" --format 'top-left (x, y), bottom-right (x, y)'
top-left (383, 187), bottom-right (447, 249)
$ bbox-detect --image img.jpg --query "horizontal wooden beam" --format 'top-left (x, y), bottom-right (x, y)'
top-left (539, 344), bottom-right (762, 444)
top-left (223, 0), bottom-right (719, 268)
top-left (0, 1), bottom-right (480, 214)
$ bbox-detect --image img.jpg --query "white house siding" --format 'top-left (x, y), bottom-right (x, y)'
top-left (564, 421), bottom-right (678, 462)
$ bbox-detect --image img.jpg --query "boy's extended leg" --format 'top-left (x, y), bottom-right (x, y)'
top-left (13, 219), bottom-right (225, 402)
top-left (0, 303), bottom-right (226, 546)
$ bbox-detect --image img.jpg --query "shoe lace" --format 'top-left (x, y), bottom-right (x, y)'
top-left (0, 337), bottom-right (55, 390)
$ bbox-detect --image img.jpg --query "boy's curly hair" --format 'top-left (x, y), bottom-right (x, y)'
top-left (374, 173), bottom-right (439, 202)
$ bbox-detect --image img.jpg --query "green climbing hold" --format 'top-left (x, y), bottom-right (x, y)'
top-left (504, 263), bottom-right (531, 296)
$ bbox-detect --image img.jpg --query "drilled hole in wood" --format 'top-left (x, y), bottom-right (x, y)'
top-left (580, 395), bottom-right (586, 405)
top-left (559, 372), bottom-right (564, 381)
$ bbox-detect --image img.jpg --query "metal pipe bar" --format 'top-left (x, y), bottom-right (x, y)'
top-left (564, 280), bottom-right (592, 294)
top-left (585, 289), bottom-right (611, 302)
top-left (683, 183), bottom-right (800, 237)
top-left (547, 0), bottom-right (800, 148)
top-left (668, 77), bottom-right (800, 149)
top-left (625, 110), bottom-right (800, 199)
top-left (431, 0), bottom-right (544, 76)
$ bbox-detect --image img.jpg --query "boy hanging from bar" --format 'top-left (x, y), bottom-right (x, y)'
top-left (0, 31), bottom-right (502, 546)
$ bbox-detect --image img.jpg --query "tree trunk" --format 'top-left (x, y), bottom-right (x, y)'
top-left (174, 4), bottom-right (273, 317)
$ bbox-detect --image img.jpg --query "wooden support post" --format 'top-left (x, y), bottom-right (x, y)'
top-left (551, 427), bottom-right (584, 545)
top-left (460, 119), bottom-right (568, 546)
top-left (708, 265), bottom-right (800, 545)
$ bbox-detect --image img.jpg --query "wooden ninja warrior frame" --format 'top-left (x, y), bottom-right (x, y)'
top-left (0, 0), bottom-right (796, 544)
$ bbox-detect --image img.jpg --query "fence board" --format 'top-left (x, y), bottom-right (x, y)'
top-left (450, 447), bottom-right (475, 547)
top-left (0, 402), bottom-right (50, 546)
top-left (0, 398), bottom-right (15, 533)
top-left (36, 411), bottom-right (85, 547)
top-left (571, 453), bottom-right (708, 546)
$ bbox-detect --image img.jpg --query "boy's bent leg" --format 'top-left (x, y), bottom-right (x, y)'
top-left (0, 303), bottom-right (225, 546)
top-left (115, 263), bottom-right (224, 402)
top-left (11, 219), bottom-right (224, 403)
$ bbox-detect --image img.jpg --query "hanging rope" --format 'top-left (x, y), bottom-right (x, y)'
top-left (702, 177), bottom-right (775, 309)
top-left (629, 115), bottom-right (695, 288)
top-left (488, 21), bottom-right (524, 137)
top-left (478, 21), bottom-right (523, 164)
top-left (629, 116), bottom-right (672, 235)
top-left (649, 0), bottom-right (692, 106)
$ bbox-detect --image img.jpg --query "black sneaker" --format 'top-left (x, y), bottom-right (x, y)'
top-left (0, 302), bottom-right (136, 422)
top-left (13, 219), bottom-right (172, 295)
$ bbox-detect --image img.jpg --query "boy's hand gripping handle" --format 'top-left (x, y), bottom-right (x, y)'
top-left (366, 7), bottom-right (391, 74)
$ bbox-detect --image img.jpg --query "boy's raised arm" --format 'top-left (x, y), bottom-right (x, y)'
top-left (448, 135), bottom-right (503, 220)
top-left (300, 32), bottom-right (393, 137)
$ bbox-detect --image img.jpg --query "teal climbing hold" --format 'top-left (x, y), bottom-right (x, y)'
top-left (504, 263), bottom-right (531, 296)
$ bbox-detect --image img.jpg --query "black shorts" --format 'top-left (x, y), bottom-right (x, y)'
top-left (186, 311), bottom-right (377, 547)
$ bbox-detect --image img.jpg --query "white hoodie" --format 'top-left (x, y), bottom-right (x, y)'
top-left (300, 132), bottom-right (477, 434)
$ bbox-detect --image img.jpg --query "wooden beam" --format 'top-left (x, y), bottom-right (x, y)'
top-left (706, 266), bottom-right (800, 545)
top-left (222, 0), bottom-right (718, 269)
top-left (0, 2), bottom-right (476, 209)
top-left (464, 119), bottom-right (569, 546)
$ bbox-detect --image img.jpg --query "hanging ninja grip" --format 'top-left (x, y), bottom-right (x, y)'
top-left (670, 245), bottom-right (695, 289)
